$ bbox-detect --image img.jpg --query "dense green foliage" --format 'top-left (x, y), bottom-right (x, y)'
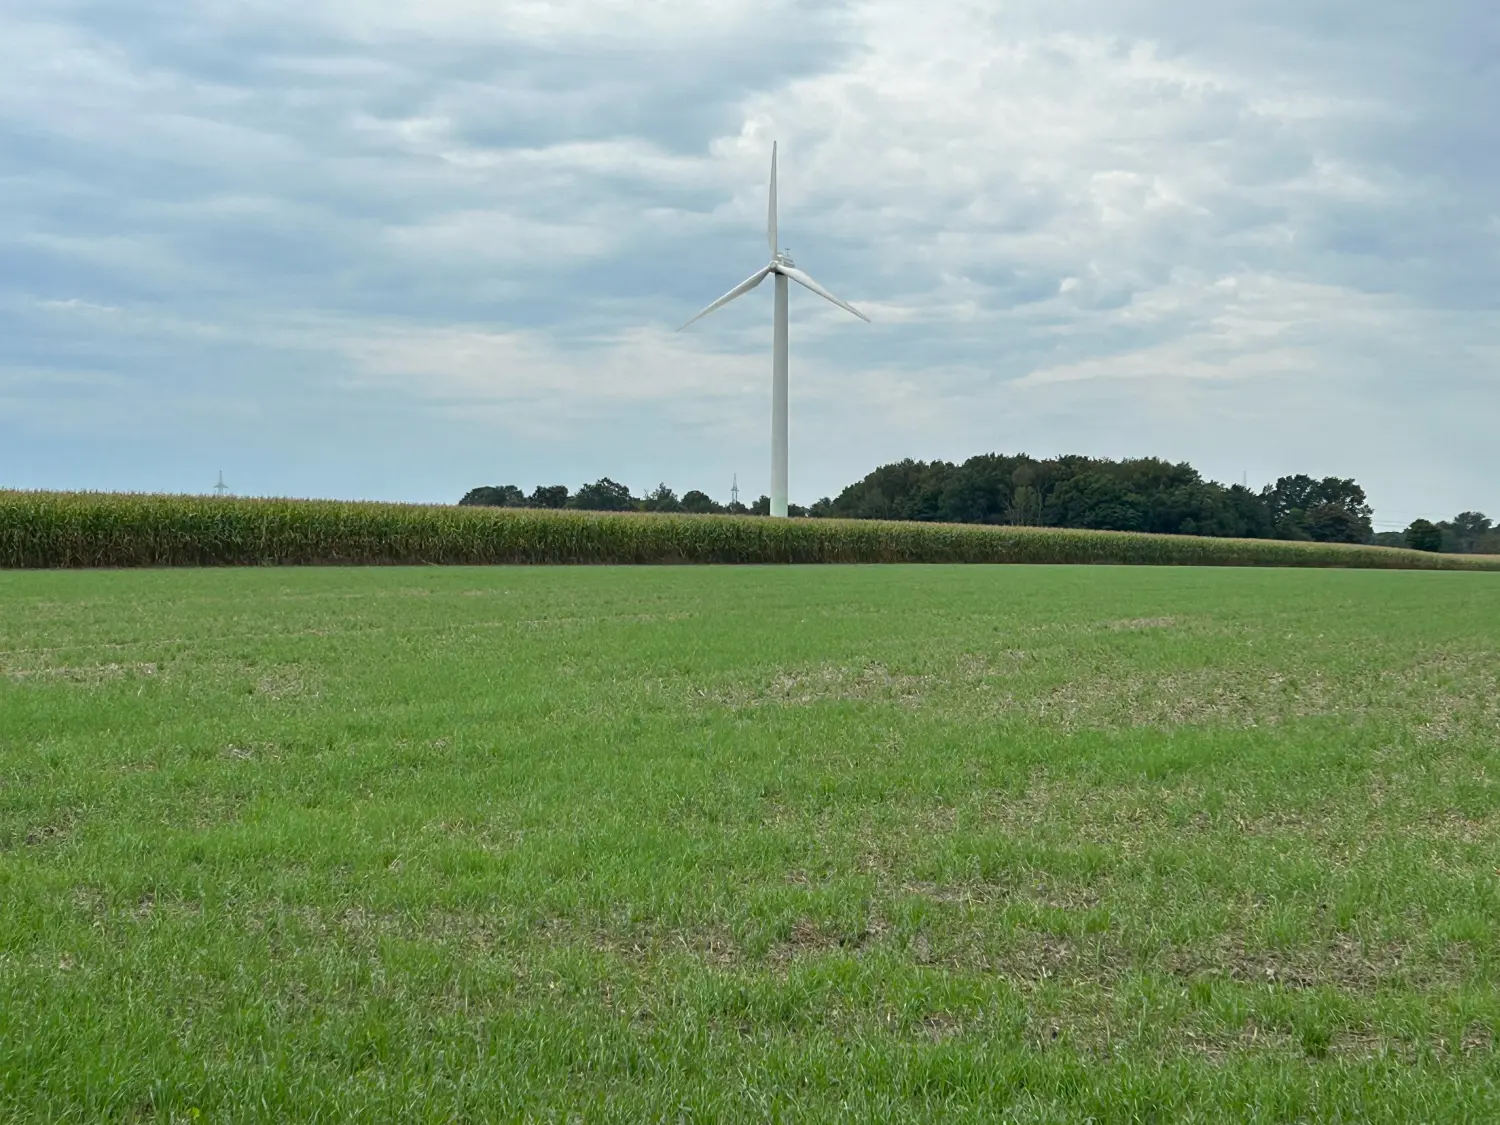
top-left (818, 455), bottom-right (1267, 534)
top-left (820, 459), bottom-right (1380, 542)
top-left (3, 565), bottom-right (1499, 1120)
top-left (1380, 513), bottom-right (1499, 555)
top-left (463, 456), bottom-right (1397, 543)
top-left (461, 479), bottom-right (787, 517)
top-left (6, 490), bottom-right (1500, 570)
top-left (1426, 511), bottom-right (1499, 554)
top-left (1405, 518), bottom-right (1444, 553)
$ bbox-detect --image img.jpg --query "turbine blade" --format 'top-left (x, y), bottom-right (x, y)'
top-left (677, 266), bottom-right (772, 331)
top-left (768, 142), bottom-right (778, 255)
top-left (781, 265), bottom-right (870, 322)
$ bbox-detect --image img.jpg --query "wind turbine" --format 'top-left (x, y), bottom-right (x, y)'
top-left (679, 143), bottom-right (869, 517)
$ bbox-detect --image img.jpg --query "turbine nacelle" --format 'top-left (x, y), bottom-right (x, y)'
top-left (677, 143), bottom-right (868, 331)
top-left (675, 248), bottom-right (868, 332)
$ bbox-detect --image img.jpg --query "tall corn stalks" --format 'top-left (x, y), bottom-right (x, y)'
top-left (3, 491), bottom-right (1498, 571)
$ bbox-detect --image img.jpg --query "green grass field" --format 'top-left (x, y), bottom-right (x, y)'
top-left (2, 565), bottom-right (1498, 1121)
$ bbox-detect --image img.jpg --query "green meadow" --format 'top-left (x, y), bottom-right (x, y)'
top-left (2, 565), bottom-right (1498, 1121)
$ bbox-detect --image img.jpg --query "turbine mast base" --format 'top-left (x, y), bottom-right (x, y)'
top-left (771, 271), bottom-right (790, 519)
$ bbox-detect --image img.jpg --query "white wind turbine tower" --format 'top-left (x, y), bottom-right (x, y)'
top-left (679, 143), bottom-right (869, 517)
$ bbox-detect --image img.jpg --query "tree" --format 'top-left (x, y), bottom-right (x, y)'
top-left (1304, 502), bottom-right (1367, 544)
top-left (820, 451), bottom-right (1288, 537)
top-left (570, 478), bottom-right (635, 511)
top-left (1221, 484), bottom-right (1274, 539)
top-left (1263, 476), bottom-right (1372, 543)
top-left (1442, 511), bottom-right (1493, 553)
top-left (1404, 519), bottom-right (1442, 552)
top-left (459, 485), bottom-right (524, 507)
top-left (937, 459), bottom-right (1008, 524)
top-left (1311, 478), bottom-right (1374, 543)
top-left (1007, 484), bottom-right (1043, 526)
top-left (641, 483), bottom-right (681, 513)
top-left (1263, 475), bottom-right (1320, 539)
top-left (528, 485), bottom-right (569, 509)
top-left (452, 453), bottom-right (1431, 546)
top-left (680, 490), bottom-right (721, 514)
top-left (1045, 471), bottom-right (1144, 531)
top-left (1451, 511), bottom-right (1492, 537)
top-left (824, 458), bottom-right (920, 519)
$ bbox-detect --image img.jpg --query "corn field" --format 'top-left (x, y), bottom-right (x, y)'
top-left (3, 490), bottom-right (1498, 570)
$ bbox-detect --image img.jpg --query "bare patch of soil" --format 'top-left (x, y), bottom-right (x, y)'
top-left (714, 662), bottom-right (933, 710)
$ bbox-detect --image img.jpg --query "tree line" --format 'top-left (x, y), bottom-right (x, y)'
top-left (459, 453), bottom-right (1497, 553)
top-left (459, 480), bottom-right (786, 516)
top-left (1382, 512), bottom-right (1499, 555)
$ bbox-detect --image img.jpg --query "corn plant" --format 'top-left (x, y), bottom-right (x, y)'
top-left (3, 490), bottom-right (1498, 571)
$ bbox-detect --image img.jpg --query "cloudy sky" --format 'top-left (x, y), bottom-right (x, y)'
top-left (2, 0), bottom-right (1496, 526)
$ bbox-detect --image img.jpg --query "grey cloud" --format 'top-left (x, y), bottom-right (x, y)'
top-left (0, 0), bottom-right (1495, 519)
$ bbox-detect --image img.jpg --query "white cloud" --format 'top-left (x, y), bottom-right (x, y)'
top-left (0, 0), bottom-right (1495, 517)
top-left (340, 322), bottom-right (763, 413)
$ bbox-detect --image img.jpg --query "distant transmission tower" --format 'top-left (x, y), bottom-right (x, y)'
top-left (213, 471), bottom-right (229, 497)
top-left (730, 474), bottom-right (740, 506)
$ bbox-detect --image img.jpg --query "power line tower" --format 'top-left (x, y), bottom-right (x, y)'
top-left (730, 474), bottom-right (740, 507)
top-left (214, 471), bottom-right (229, 497)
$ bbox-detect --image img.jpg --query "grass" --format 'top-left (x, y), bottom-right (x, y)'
top-left (2, 564), bottom-right (1499, 1121)
top-left (7, 489), bottom-right (1500, 570)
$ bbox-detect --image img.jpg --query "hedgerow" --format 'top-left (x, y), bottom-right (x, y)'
top-left (3, 491), bottom-right (1498, 570)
